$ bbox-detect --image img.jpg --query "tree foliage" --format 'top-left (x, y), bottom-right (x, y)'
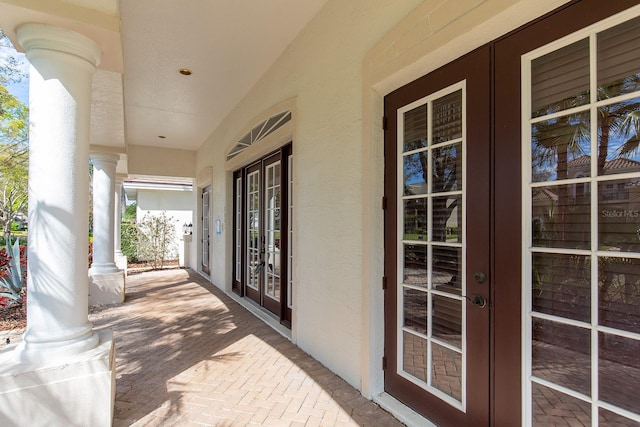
top-left (0, 30), bottom-right (28, 243)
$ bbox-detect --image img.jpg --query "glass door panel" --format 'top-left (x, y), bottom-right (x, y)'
top-left (398, 85), bottom-right (466, 409)
top-left (524, 12), bottom-right (640, 426)
top-left (264, 161), bottom-right (281, 301)
top-left (246, 168), bottom-right (261, 296)
top-left (201, 186), bottom-right (210, 275)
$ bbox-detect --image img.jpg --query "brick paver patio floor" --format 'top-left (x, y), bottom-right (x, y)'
top-left (89, 268), bottom-right (404, 427)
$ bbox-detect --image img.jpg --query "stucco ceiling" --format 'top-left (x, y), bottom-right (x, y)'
top-left (119, 0), bottom-right (327, 151)
top-left (0, 0), bottom-right (327, 161)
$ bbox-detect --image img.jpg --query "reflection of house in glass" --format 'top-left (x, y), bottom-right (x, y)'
top-left (532, 156), bottom-right (640, 251)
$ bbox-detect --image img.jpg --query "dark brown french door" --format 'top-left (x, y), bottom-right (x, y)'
top-left (233, 145), bottom-right (292, 325)
top-left (384, 1), bottom-right (639, 426)
top-left (384, 46), bottom-right (491, 426)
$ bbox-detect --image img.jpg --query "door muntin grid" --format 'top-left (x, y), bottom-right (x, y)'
top-left (397, 82), bottom-right (467, 410)
top-left (246, 170), bottom-right (260, 291)
top-left (264, 161), bottom-right (281, 301)
top-left (523, 10), bottom-right (640, 426)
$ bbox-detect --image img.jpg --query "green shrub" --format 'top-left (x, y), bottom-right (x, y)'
top-left (137, 212), bottom-right (176, 269)
top-left (120, 220), bottom-right (138, 263)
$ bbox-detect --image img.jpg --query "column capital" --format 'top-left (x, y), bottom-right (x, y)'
top-left (16, 23), bottom-right (102, 68)
top-left (90, 152), bottom-right (120, 166)
top-left (115, 173), bottom-right (128, 186)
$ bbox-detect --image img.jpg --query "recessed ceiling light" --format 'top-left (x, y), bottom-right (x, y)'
top-left (158, 135), bottom-right (166, 139)
top-left (178, 68), bottom-right (192, 76)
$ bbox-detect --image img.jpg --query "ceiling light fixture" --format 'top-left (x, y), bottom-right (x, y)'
top-left (178, 68), bottom-right (192, 76)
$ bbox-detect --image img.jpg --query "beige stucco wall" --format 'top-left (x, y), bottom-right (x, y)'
top-left (196, 0), bottom-right (424, 389)
top-left (128, 145), bottom-right (196, 178)
top-left (195, 0), bottom-right (571, 398)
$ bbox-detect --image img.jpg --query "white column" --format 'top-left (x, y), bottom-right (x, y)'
top-left (114, 175), bottom-right (128, 274)
top-left (16, 23), bottom-right (101, 361)
top-left (90, 153), bottom-right (120, 274)
top-left (114, 175), bottom-right (124, 258)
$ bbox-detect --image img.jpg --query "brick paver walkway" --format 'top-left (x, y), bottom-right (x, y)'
top-left (89, 268), bottom-right (404, 427)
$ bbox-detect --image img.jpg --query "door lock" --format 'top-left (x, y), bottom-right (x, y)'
top-left (474, 272), bottom-right (487, 284)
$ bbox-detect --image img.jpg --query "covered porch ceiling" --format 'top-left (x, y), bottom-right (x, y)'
top-left (0, 0), bottom-right (328, 176)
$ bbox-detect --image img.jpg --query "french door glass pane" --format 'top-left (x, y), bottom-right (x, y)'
top-left (432, 294), bottom-right (462, 348)
top-left (288, 155), bottom-right (293, 309)
top-left (597, 16), bottom-right (640, 99)
top-left (432, 246), bottom-right (462, 296)
top-left (432, 91), bottom-right (462, 143)
top-left (526, 13), bottom-right (640, 427)
top-left (404, 152), bottom-right (428, 196)
top-left (398, 84), bottom-right (465, 408)
top-left (531, 112), bottom-right (591, 183)
top-left (598, 178), bottom-right (640, 252)
top-left (235, 177), bottom-right (242, 282)
top-left (531, 38), bottom-right (590, 118)
top-left (247, 171), bottom-right (260, 290)
top-left (202, 188), bottom-right (210, 269)
top-left (599, 409), bottom-right (640, 427)
top-left (431, 143), bottom-right (461, 194)
top-left (403, 104), bottom-right (427, 152)
top-left (597, 98), bottom-right (640, 173)
top-left (531, 383), bottom-right (592, 426)
top-left (403, 198), bottom-right (428, 241)
top-left (265, 162), bottom-right (281, 301)
top-left (403, 288), bottom-right (428, 335)
top-left (598, 255), bottom-right (640, 334)
top-left (532, 253), bottom-right (591, 322)
top-left (432, 196), bottom-right (461, 243)
top-left (402, 331), bottom-right (428, 383)
top-left (532, 317), bottom-right (591, 395)
top-left (599, 332), bottom-right (640, 413)
top-left (403, 244), bottom-right (428, 288)
top-left (431, 343), bottom-right (462, 402)
top-left (531, 183), bottom-right (591, 249)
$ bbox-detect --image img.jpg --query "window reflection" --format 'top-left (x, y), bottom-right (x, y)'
top-left (531, 112), bottom-right (590, 182)
top-left (531, 38), bottom-right (590, 118)
top-left (404, 244), bottom-right (428, 287)
top-left (404, 288), bottom-right (428, 335)
top-left (432, 90), bottom-right (462, 143)
top-left (532, 253), bottom-right (590, 322)
top-left (432, 143), bottom-right (461, 192)
top-left (404, 152), bottom-right (428, 196)
top-left (528, 15), bottom-right (640, 427)
top-left (532, 184), bottom-right (590, 250)
top-left (404, 104), bottom-right (427, 152)
top-left (404, 198), bottom-right (428, 241)
top-left (598, 257), bottom-right (640, 334)
top-left (598, 178), bottom-right (640, 253)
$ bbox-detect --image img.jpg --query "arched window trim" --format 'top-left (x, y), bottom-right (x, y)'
top-left (226, 110), bottom-right (292, 160)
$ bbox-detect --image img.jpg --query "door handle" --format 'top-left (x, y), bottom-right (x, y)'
top-left (464, 295), bottom-right (487, 308)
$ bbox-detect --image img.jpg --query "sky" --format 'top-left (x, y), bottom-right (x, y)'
top-left (0, 32), bottom-right (30, 104)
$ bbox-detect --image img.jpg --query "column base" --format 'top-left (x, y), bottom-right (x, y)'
top-left (0, 330), bottom-right (115, 427)
top-left (115, 251), bottom-right (128, 276)
top-left (90, 270), bottom-right (125, 305)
